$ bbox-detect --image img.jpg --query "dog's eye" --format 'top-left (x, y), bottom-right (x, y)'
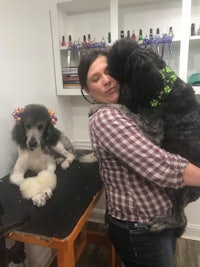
top-left (38, 124), bottom-right (44, 130)
top-left (25, 124), bottom-right (31, 130)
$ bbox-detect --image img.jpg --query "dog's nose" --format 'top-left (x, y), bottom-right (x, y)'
top-left (28, 137), bottom-right (38, 149)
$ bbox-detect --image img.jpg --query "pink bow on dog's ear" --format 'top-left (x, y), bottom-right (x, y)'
top-left (12, 107), bottom-right (24, 122)
top-left (48, 109), bottom-right (57, 125)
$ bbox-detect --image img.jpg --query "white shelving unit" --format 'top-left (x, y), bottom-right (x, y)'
top-left (50, 0), bottom-right (200, 96)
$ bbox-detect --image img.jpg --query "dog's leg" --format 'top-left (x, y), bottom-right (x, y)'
top-left (46, 161), bottom-right (57, 173)
top-left (10, 157), bottom-right (27, 186)
top-left (52, 141), bottom-right (75, 169)
top-left (20, 171), bottom-right (57, 207)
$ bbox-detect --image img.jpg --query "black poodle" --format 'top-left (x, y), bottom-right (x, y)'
top-left (108, 38), bottom-right (200, 237)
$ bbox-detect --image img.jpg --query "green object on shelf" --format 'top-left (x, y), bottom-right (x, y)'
top-left (188, 73), bottom-right (200, 85)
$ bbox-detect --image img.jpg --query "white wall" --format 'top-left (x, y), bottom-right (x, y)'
top-left (0, 0), bottom-right (76, 266)
top-left (0, 0), bottom-right (75, 178)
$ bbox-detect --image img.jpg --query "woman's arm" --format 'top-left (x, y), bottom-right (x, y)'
top-left (90, 106), bottom-right (188, 189)
top-left (183, 162), bottom-right (200, 186)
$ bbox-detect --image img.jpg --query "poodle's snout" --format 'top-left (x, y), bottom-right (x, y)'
top-left (28, 137), bottom-right (38, 150)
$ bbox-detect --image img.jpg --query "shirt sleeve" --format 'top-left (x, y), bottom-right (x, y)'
top-left (90, 107), bottom-right (188, 188)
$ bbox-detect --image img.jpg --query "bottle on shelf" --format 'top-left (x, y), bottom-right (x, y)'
top-left (138, 29), bottom-right (143, 44)
top-left (61, 36), bottom-right (66, 47)
top-left (155, 28), bottom-right (160, 37)
top-left (168, 26), bottom-right (174, 38)
top-left (127, 30), bottom-right (130, 38)
top-left (149, 28), bottom-right (153, 40)
top-left (120, 30), bottom-right (124, 38)
top-left (131, 29), bottom-right (136, 40)
top-left (83, 35), bottom-right (86, 45)
top-left (191, 23), bottom-right (196, 36)
top-left (154, 28), bottom-right (160, 55)
top-left (87, 34), bottom-right (91, 44)
top-left (108, 32), bottom-right (111, 44)
top-left (68, 35), bottom-right (72, 47)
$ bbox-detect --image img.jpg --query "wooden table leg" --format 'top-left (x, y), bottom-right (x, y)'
top-left (86, 230), bottom-right (121, 267)
top-left (56, 244), bottom-right (75, 267)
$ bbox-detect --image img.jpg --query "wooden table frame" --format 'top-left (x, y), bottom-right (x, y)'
top-left (7, 188), bottom-right (120, 267)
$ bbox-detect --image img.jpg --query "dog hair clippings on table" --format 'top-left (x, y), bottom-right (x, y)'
top-left (12, 107), bottom-right (58, 125)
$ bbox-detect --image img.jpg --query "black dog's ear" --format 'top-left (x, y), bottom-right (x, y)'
top-left (123, 47), bottom-right (165, 112)
top-left (12, 122), bottom-right (27, 148)
top-left (43, 123), bottom-right (61, 147)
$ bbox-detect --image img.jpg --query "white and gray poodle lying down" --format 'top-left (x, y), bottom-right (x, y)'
top-left (10, 104), bottom-right (96, 207)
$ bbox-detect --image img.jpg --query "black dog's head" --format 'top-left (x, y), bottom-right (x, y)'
top-left (108, 39), bottom-right (166, 113)
top-left (12, 104), bottom-right (60, 150)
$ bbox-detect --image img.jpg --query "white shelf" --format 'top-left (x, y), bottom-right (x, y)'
top-left (50, 0), bottom-right (200, 96)
top-left (190, 35), bottom-right (200, 40)
top-left (57, 88), bottom-right (81, 96)
top-left (194, 86), bottom-right (200, 95)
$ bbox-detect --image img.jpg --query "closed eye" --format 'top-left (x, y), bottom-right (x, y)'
top-left (92, 74), bottom-right (100, 83)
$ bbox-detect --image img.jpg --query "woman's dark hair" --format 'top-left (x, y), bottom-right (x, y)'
top-left (78, 49), bottom-right (109, 90)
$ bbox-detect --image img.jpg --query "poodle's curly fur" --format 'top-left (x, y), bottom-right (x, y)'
top-left (10, 104), bottom-right (96, 207)
top-left (10, 104), bottom-right (76, 207)
top-left (108, 38), bottom-right (200, 237)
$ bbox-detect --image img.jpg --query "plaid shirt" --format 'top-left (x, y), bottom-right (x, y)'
top-left (89, 104), bottom-right (188, 223)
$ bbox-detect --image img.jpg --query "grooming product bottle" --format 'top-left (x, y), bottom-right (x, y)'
top-left (138, 29), bottom-right (143, 44)
top-left (168, 26), bottom-right (174, 38)
top-left (83, 35), bottom-right (86, 44)
top-left (149, 28), bottom-right (153, 40)
top-left (155, 28), bottom-right (160, 37)
top-left (61, 36), bottom-right (66, 47)
top-left (120, 30), bottom-right (124, 38)
top-left (87, 34), bottom-right (91, 43)
top-left (155, 28), bottom-right (160, 54)
top-left (68, 35), bottom-right (72, 47)
top-left (108, 32), bottom-right (111, 43)
top-left (127, 30), bottom-right (130, 38)
top-left (131, 29), bottom-right (136, 40)
top-left (191, 23), bottom-right (196, 36)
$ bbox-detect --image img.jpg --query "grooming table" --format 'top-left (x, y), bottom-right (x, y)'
top-left (0, 161), bottom-right (119, 267)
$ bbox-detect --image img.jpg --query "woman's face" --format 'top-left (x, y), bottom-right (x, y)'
top-left (85, 55), bottom-right (120, 104)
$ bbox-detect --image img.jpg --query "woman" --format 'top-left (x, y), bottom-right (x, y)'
top-left (78, 49), bottom-right (200, 267)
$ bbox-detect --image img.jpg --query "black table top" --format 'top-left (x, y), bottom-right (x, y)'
top-left (0, 161), bottom-right (102, 239)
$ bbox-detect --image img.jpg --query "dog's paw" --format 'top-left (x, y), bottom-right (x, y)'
top-left (32, 189), bottom-right (53, 207)
top-left (10, 173), bottom-right (25, 186)
top-left (20, 171), bottom-right (57, 207)
top-left (61, 154), bottom-right (75, 169)
top-left (44, 188), bottom-right (53, 199)
top-left (55, 157), bottom-right (64, 165)
top-left (32, 193), bottom-right (47, 207)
